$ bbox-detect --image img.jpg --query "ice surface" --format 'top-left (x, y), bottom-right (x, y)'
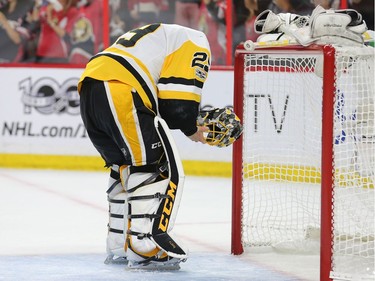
top-left (0, 168), bottom-right (318, 281)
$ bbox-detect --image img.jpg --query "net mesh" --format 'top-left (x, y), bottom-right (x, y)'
top-left (240, 46), bottom-right (374, 280)
top-left (331, 46), bottom-right (374, 280)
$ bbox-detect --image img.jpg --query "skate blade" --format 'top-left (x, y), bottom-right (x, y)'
top-left (104, 255), bottom-right (128, 265)
top-left (127, 261), bottom-right (181, 271)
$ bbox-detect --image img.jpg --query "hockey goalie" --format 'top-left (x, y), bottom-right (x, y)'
top-left (105, 110), bottom-right (242, 269)
top-left (78, 23), bottom-right (243, 270)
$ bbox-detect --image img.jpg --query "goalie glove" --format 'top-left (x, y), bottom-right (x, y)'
top-left (254, 9), bottom-right (309, 35)
top-left (197, 107), bottom-right (243, 148)
top-left (255, 6), bottom-right (368, 46)
top-left (306, 5), bottom-right (367, 45)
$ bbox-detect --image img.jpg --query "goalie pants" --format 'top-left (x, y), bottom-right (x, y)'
top-left (79, 78), bottom-right (164, 167)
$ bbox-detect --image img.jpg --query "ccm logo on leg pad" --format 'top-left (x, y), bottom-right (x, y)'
top-left (158, 181), bottom-right (177, 232)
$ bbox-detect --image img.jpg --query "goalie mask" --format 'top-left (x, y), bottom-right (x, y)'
top-left (197, 107), bottom-right (243, 148)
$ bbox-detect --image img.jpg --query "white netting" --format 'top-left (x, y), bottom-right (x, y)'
top-left (240, 45), bottom-right (374, 280)
top-left (242, 51), bottom-right (322, 252)
top-left (331, 45), bottom-right (374, 280)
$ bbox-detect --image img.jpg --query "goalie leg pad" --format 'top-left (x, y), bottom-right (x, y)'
top-left (105, 166), bottom-right (128, 260)
top-left (126, 174), bottom-right (169, 255)
top-left (124, 117), bottom-right (188, 266)
top-left (105, 116), bottom-right (188, 267)
top-left (125, 173), bottom-right (188, 261)
top-left (152, 117), bottom-right (187, 258)
top-left (107, 192), bottom-right (127, 258)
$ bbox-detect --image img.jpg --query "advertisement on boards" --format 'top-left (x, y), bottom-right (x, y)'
top-left (0, 67), bottom-right (234, 162)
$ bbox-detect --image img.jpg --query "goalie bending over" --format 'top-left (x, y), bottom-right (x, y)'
top-left (78, 23), bottom-right (242, 270)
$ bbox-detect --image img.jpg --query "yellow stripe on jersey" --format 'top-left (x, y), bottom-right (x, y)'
top-left (78, 55), bottom-right (157, 114)
top-left (157, 40), bottom-right (210, 103)
top-left (105, 45), bottom-right (158, 94)
top-left (158, 90), bottom-right (201, 102)
top-left (106, 81), bottom-right (144, 165)
top-left (161, 40), bottom-right (210, 84)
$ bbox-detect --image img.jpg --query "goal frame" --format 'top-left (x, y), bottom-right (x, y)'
top-left (231, 44), bottom-right (336, 281)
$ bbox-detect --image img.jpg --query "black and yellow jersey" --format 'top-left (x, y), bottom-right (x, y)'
top-left (78, 23), bottom-right (211, 136)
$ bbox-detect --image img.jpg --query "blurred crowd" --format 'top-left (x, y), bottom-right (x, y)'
top-left (0, 0), bottom-right (102, 63)
top-left (0, 0), bottom-right (373, 65)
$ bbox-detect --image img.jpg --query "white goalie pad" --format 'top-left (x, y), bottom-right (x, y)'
top-left (106, 117), bottom-right (188, 265)
top-left (107, 191), bottom-right (127, 257)
top-left (126, 176), bottom-right (171, 256)
top-left (123, 117), bottom-right (188, 263)
top-left (151, 117), bottom-right (187, 258)
top-left (106, 169), bottom-right (128, 259)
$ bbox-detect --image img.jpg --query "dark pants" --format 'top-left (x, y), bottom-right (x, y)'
top-left (79, 78), bottom-right (163, 167)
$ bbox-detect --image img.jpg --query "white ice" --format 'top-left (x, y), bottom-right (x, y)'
top-left (0, 168), bottom-right (319, 280)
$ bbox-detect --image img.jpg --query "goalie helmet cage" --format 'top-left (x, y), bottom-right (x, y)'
top-left (231, 44), bottom-right (374, 281)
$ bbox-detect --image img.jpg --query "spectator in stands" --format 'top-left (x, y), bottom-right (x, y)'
top-left (198, 2), bottom-right (225, 64)
top-left (244, 0), bottom-right (272, 42)
top-left (69, 0), bottom-right (102, 64)
top-left (127, 0), bottom-right (167, 29)
top-left (109, 0), bottom-right (127, 44)
top-left (0, 11), bottom-right (23, 62)
top-left (0, 0), bottom-right (33, 62)
top-left (203, 0), bottom-right (249, 61)
top-left (267, 0), bottom-right (314, 16)
top-left (160, 0), bottom-right (174, 23)
top-left (311, 0), bottom-right (333, 9)
top-left (82, 0), bottom-right (103, 52)
top-left (69, 15), bottom-right (94, 63)
top-left (349, 0), bottom-right (374, 31)
top-left (35, 0), bottom-right (79, 63)
top-left (19, 0), bottom-right (43, 62)
top-left (174, 0), bottom-right (201, 29)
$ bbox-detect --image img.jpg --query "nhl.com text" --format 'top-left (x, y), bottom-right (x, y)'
top-left (1, 121), bottom-right (87, 139)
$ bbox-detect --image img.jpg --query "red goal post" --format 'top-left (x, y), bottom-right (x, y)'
top-left (231, 43), bottom-right (374, 281)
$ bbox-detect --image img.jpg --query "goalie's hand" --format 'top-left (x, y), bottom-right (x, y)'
top-left (197, 107), bottom-right (243, 148)
top-left (188, 126), bottom-right (209, 143)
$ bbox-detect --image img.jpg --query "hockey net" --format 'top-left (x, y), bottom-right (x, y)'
top-left (232, 44), bottom-right (374, 281)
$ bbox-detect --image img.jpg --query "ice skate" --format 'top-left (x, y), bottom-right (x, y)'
top-left (104, 254), bottom-right (128, 265)
top-left (127, 256), bottom-right (185, 271)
